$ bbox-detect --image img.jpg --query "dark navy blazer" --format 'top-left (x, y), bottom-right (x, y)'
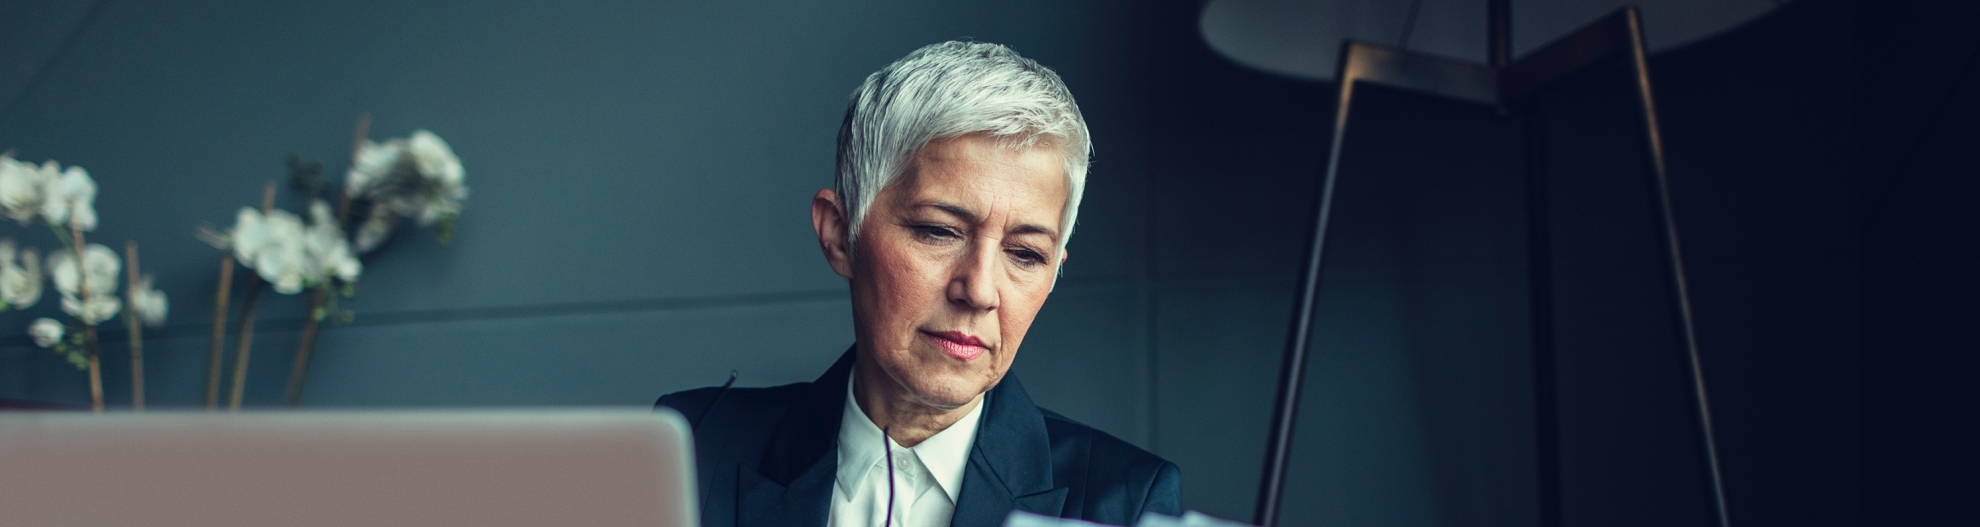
top-left (656, 348), bottom-right (1181, 527)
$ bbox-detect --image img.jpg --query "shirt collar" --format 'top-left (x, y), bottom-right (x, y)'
top-left (915, 390), bottom-right (983, 503)
top-left (834, 370), bottom-right (986, 503)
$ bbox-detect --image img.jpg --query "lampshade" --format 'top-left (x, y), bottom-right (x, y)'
top-left (1201, 0), bottom-right (1781, 80)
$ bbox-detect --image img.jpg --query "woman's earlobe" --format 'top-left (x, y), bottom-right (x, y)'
top-left (811, 189), bottom-right (856, 279)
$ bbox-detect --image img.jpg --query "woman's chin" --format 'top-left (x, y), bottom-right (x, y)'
top-left (904, 378), bottom-right (987, 410)
top-left (874, 347), bottom-right (1002, 410)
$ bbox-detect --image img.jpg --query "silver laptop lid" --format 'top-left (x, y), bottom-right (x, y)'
top-left (0, 409), bottom-right (698, 527)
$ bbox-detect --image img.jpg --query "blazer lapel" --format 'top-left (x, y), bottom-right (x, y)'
top-left (951, 373), bottom-right (1068, 527)
top-left (736, 348), bottom-right (856, 527)
top-left (737, 461), bottom-right (836, 527)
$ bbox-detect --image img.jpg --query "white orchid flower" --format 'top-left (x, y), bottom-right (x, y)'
top-left (130, 273), bottom-right (168, 327)
top-left (0, 238), bottom-right (43, 309)
top-left (308, 200), bottom-right (335, 230)
top-left (60, 293), bottom-right (121, 325)
top-left (47, 243), bottom-right (120, 299)
top-left (0, 156), bottom-right (49, 225)
top-left (346, 139), bottom-right (405, 195)
top-left (406, 130), bottom-right (468, 226)
top-left (346, 130), bottom-right (468, 249)
top-left (38, 163), bottom-right (97, 231)
top-left (415, 185), bottom-right (467, 226)
top-left (224, 203), bottom-right (359, 294)
top-left (47, 243), bottom-right (121, 325)
top-left (304, 200), bottom-right (361, 283)
top-left (407, 130), bottom-right (463, 187)
top-left (352, 203), bottom-right (396, 254)
top-left (230, 207), bottom-right (303, 291)
top-left (253, 209), bottom-right (309, 294)
top-left (29, 317), bottom-right (64, 348)
top-left (230, 208), bottom-right (266, 261)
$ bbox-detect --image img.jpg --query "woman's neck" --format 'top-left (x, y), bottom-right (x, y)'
top-left (851, 362), bottom-right (982, 448)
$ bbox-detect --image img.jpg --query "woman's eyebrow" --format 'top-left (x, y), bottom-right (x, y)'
top-left (1008, 223), bottom-right (1059, 242)
top-left (917, 201), bottom-right (1060, 241)
top-left (925, 202), bottom-right (975, 221)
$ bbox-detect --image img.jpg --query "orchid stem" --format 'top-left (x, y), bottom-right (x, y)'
top-left (285, 286), bottom-right (327, 407)
top-left (206, 257), bottom-right (233, 410)
top-left (338, 113), bottom-right (369, 221)
top-left (69, 207), bottom-right (101, 413)
top-left (285, 114), bottom-right (368, 407)
top-left (124, 241), bottom-right (143, 412)
top-left (45, 223), bottom-right (72, 251)
top-left (85, 331), bottom-right (101, 413)
top-left (226, 184), bottom-right (278, 412)
top-left (227, 280), bottom-right (264, 412)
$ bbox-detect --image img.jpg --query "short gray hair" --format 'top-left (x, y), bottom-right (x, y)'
top-left (834, 41), bottom-right (1091, 255)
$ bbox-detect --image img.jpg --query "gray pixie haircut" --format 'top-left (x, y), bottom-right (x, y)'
top-left (834, 41), bottom-right (1091, 254)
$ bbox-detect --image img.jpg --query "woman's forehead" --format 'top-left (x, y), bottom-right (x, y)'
top-left (887, 142), bottom-right (1067, 233)
top-left (897, 138), bottom-right (1066, 210)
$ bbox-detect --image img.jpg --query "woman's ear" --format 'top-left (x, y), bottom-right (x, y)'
top-left (811, 189), bottom-right (855, 279)
top-left (1050, 249), bottom-right (1070, 290)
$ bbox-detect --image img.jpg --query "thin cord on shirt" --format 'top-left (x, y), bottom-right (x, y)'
top-left (882, 424), bottom-right (896, 527)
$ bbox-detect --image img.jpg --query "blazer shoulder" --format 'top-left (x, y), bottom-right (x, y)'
top-left (656, 382), bottom-right (813, 453)
top-left (656, 382), bottom-right (807, 417)
top-left (1038, 408), bottom-right (1171, 473)
top-left (1038, 408), bottom-right (1183, 519)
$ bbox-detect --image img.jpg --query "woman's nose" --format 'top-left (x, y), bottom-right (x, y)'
top-left (947, 243), bottom-right (1000, 312)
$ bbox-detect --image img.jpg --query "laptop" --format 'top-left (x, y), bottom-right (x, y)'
top-left (0, 409), bottom-right (698, 527)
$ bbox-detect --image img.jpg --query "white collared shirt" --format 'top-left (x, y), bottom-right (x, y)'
top-left (829, 373), bottom-right (984, 527)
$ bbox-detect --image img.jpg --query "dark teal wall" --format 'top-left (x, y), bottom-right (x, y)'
top-left (0, 0), bottom-right (1159, 441)
top-left (2, 0), bottom-right (1927, 526)
top-left (0, 4), bottom-right (1156, 395)
top-left (4, 1), bottom-right (1489, 521)
top-left (0, 0), bottom-right (1201, 515)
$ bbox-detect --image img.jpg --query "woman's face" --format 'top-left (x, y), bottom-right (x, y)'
top-left (816, 134), bottom-right (1068, 411)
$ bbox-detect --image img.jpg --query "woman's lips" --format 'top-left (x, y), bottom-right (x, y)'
top-left (926, 331), bottom-right (988, 361)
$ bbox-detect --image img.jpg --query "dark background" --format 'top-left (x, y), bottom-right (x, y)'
top-left (1, 0), bottom-right (1972, 525)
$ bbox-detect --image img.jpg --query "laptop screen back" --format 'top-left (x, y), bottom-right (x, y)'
top-left (0, 409), bottom-right (698, 527)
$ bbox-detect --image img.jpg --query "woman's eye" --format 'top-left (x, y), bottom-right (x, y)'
top-left (1009, 248), bottom-right (1047, 266)
top-left (911, 225), bottom-right (960, 242)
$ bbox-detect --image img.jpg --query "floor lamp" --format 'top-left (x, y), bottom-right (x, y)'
top-left (1254, 5), bottom-right (1732, 527)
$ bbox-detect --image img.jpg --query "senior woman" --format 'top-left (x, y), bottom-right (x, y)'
top-left (657, 42), bottom-right (1181, 527)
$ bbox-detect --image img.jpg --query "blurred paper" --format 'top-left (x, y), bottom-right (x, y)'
top-left (1004, 511), bottom-right (1104, 527)
top-left (1003, 510), bottom-right (1255, 527)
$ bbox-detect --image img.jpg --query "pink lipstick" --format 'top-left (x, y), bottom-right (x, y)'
top-left (927, 331), bottom-right (988, 361)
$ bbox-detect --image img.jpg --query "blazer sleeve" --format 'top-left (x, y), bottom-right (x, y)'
top-left (1140, 461), bottom-right (1183, 520)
